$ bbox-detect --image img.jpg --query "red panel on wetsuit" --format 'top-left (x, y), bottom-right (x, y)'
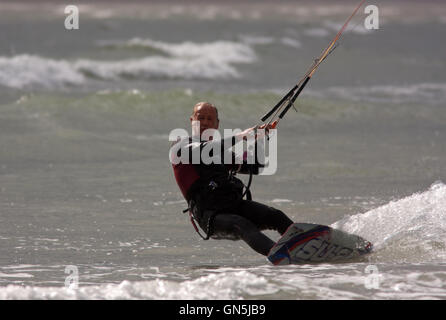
top-left (172, 162), bottom-right (200, 200)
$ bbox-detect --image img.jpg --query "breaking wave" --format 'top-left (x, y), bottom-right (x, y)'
top-left (0, 40), bottom-right (256, 89)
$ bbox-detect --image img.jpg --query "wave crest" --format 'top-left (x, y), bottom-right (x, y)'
top-left (0, 40), bottom-right (256, 89)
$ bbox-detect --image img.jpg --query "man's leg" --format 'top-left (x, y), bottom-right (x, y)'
top-left (237, 200), bottom-right (294, 235)
top-left (210, 213), bottom-right (275, 256)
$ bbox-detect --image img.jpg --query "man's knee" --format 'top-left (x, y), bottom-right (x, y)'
top-left (265, 207), bottom-right (293, 234)
top-left (211, 214), bottom-right (258, 240)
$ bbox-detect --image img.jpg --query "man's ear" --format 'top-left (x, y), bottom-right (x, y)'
top-left (216, 119), bottom-right (220, 129)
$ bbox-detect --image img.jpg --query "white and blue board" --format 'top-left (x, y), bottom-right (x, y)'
top-left (267, 223), bottom-right (373, 265)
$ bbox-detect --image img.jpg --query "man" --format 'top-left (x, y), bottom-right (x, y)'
top-left (171, 102), bottom-right (294, 256)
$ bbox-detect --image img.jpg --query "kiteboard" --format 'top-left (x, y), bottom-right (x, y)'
top-left (267, 223), bottom-right (373, 265)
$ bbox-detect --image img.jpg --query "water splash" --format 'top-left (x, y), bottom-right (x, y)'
top-left (332, 181), bottom-right (446, 263)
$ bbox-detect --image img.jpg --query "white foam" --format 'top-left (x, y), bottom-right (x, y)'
top-left (279, 37), bottom-right (302, 49)
top-left (0, 40), bottom-right (256, 89)
top-left (0, 55), bottom-right (85, 89)
top-left (270, 198), bottom-right (293, 203)
top-left (323, 21), bottom-right (373, 35)
top-left (332, 181), bottom-right (446, 262)
top-left (0, 272), bottom-right (34, 278)
top-left (74, 55), bottom-right (240, 81)
top-left (1, 264), bottom-right (37, 270)
top-left (92, 38), bottom-right (256, 80)
top-left (303, 28), bottom-right (331, 38)
top-left (0, 271), bottom-right (276, 300)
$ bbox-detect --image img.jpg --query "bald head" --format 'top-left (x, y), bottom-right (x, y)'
top-left (190, 102), bottom-right (219, 136)
top-left (192, 102), bottom-right (219, 120)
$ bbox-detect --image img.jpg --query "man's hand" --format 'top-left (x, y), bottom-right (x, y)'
top-left (259, 120), bottom-right (278, 131)
top-left (238, 120), bottom-right (278, 141)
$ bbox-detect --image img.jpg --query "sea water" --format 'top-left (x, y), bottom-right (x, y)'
top-left (0, 0), bottom-right (445, 300)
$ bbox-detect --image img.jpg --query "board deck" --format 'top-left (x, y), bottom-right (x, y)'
top-left (267, 223), bottom-right (373, 265)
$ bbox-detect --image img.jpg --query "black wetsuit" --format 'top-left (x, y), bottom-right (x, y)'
top-left (171, 136), bottom-right (293, 256)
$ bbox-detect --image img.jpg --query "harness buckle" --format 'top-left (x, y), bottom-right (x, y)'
top-left (208, 181), bottom-right (218, 190)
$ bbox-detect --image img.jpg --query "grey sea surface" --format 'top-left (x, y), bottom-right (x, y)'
top-left (0, 0), bottom-right (445, 299)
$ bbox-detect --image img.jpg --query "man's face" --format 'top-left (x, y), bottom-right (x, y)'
top-left (190, 104), bottom-right (219, 137)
